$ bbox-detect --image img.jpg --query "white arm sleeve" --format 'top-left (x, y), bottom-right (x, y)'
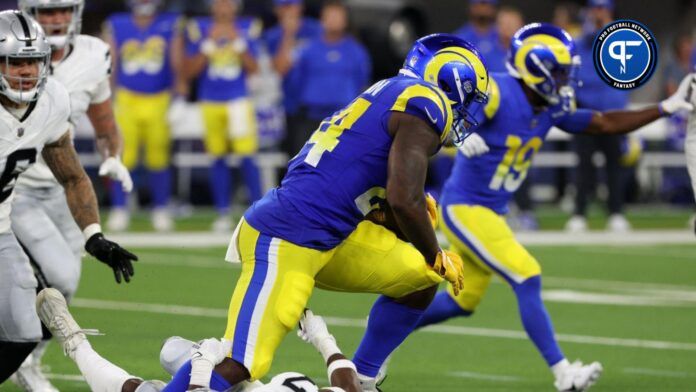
top-left (686, 113), bottom-right (696, 202)
top-left (91, 78), bottom-right (112, 105)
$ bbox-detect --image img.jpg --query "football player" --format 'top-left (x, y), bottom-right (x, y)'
top-left (36, 287), bottom-right (360, 392)
top-left (406, 23), bottom-right (695, 391)
top-left (184, 0), bottom-right (262, 232)
top-left (0, 10), bottom-right (137, 385)
top-left (219, 33), bottom-right (489, 391)
top-left (11, 0), bottom-right (133, 388)
top-left (686, 73), bottom-right (696, 235)
top-left (104, 0), bottom-right (184, 232)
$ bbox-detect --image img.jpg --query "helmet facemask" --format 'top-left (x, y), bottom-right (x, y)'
top-left (21, 1), bottom-right (83, 51)
top-left (0, 54), bottom-right (50, 104)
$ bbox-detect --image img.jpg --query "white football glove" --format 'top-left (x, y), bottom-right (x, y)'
top-left (660, 73), bottom-right (696, 115)
top-left (191, 338), bottom-right (227, 366)
top-left (458, 132), bottom-right (489, 158)
top-left (99, 156), bottom-right (133, 192)
top-left (297, 309), bottom-right (332, 345)
top-left (167, 96), bottom-right (188, 127)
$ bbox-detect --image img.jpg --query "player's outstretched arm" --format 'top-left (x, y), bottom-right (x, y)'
top-left (585, 73), bottom-right (696, 135)
top-left (87, 100), bottom-right (133, 192)
top-left (386, 112), bottom-right (441, 263)
top-left (299, 310), bottom-right (361, 392)
top-left (43, 132), bottom-right (138, 283)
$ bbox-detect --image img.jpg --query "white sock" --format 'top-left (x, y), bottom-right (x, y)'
top-left (31, 340), bottom-right (50, 363)
top-left (551, 358), bottom-right (570, 379)
top-left (72, 341), bottom-right (138, 392)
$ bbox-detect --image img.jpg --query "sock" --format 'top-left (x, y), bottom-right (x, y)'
top-left (72, 341), bottom-right (135, 392)
top-left (0, 341), bottom-right (37, 383)
top-left (551, 358), bottom-right (571, 379)
top-left (110, 181), bottom-right (127, 208)
top-left (241, 156), bottom-right (262, 202)
top-left (352, 296), bottom-right (425, 378)
top-left (209, 158), bottom-right (231, 213)
top-left (512, 275), bottom-right (565, 367)
top-left (416, 291), bottom-right (471, 329)
top-left (31, 340), bottom-right (50, 363)
top-left (161, 360), bottom-right (232, 392)
top-left (149, 169), bottom-right (171, 208)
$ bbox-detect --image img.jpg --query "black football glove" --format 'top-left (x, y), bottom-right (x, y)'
top-left (85, 233), bottom-right (138, 283)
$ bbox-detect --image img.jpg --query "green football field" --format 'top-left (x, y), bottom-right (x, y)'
top-left (2, 240), bottom-right (696, 391)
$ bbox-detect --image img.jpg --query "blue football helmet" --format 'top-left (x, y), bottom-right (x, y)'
top-left (401, 33), bottom-right (490, 145)
top-left (506, 23), bottom-right (580, 112)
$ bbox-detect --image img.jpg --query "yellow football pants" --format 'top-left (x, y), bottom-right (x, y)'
top-left (200, 98), bottom-right (258, 157)
top-left (440, 204), bottom-right (541, 312)
top-left (114, 89), bottom-right (171, 170)
top-left (224, 219), bottom-right (441, 380)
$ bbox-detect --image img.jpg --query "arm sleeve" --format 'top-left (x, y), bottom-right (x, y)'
top-left (91, 78), bottom-right (112, 104)
top-left (556, 109), bottom-right (594, 134)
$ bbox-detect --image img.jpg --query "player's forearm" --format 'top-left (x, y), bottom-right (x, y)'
top-left (586, 106), bottom-right (661, 135)
top-left (325, 354), bottom-right (361, 392)
top-left (184, 54), bottom-right (208, 80)
top-left (62, 175), bottom-right (100, 230)
top-left (241, 51), bottom-right (259, 74)
top-left (389, 197), bottom-right (440, 264)
top-left (87, 99), bottom-right (122, 159)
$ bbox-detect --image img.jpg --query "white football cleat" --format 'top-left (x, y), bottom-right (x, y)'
top-left (607, 214), bottom-right (631, 232)
top-left (152, 208), bottom-right (174, 232)
top-left (565, 215), bottom-right (588, 233)
top-left (554, 360), bottom-right (603, 391)
top-left (36, 288), bottom-right (93, 358)
top-left (106, 208), bottom-right (130, 232)
top-left (9, 355), bottom-right (59, 392)
top-left (358, 374), bottom-right (379, 392)
top-left (211, 215), bottom-right (232, 233)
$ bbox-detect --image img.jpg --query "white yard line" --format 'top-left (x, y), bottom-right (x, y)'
top-left (623, 368), bottom-right (696, 378)
top-left (541, 290), bottom-right (696, 307)
top-left (107, 230), bottom-right (696, 248)
top-left (447, 371), bottom-right (522, 382)
top-left (70, 298), bottom-right (696, 352)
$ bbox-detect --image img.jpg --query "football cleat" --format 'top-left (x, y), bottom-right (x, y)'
top-left (554, 360), bottom-right (603, 391)
top-left (151, 208), bottom-right (174, 232)
top-left (36, 288), bottom-right (99, 358)
top-left (607, 214), bottom-right (631, 232)
top-left (107, 208), bottom-right (130, 232)
top-left (565, 215), bottom-right (588, 233)
top-left (9, 355), bottom-right (59, 392)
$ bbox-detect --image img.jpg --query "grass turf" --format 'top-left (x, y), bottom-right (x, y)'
top-left (2, 243), bottom-right (696, 391)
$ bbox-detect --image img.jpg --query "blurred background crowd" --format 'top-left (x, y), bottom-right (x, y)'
top-left (4, 0), bottom-right (695, 232)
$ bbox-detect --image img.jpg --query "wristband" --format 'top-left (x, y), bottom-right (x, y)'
top-left (327, 358), bottom-right (356, 381)
top-left (83, 223), bottom-right (102, 241)
top-left (189, 357), bottom-right (215, 388)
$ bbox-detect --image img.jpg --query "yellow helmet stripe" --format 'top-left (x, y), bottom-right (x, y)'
top-left (514, 33), bottom-right (572, 85)
top-left (423, 46), bottom-right (489, 94)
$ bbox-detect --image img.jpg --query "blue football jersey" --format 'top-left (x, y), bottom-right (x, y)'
top-left (108, 12), bottom-right (181, 94)
top-left (442, 72), bottom-right (593, 214)
top-left (186, 17), bottom-right (261, 102)
top-left (245, 75), bottom-right (453, 250)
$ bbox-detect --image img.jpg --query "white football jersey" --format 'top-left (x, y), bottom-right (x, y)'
top-left (0, 79), bottom-right (70, 233)
top-left (16, 34), bottom-right (111, 190)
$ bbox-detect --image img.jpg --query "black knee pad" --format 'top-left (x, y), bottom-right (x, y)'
top-left (395, 285), bottom-right (439, 310)
top-left (0, 341), bottom-right (38, 384)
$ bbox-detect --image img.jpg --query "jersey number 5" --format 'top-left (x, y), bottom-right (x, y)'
top-left (0, 149), bottom-right (38, 203)
top-left (489, 135), bottom-right (542, 192)
top-left (304, 98), bottom-right (371, 167)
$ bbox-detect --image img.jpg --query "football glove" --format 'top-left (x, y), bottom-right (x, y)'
top-left (660, 73), bottom-right (696, 115)
top-left (85, 233), bottom-right (138, 283)
top-left (425, 193), bottom-right (438, 229)
top-left (99, 156), bottom-right (133, 193)
top-left (431, 250), bottom-right (465, 296)
top-left (191, 338), bottom-right (227, 366)
top-left (459, 132), bottom-right (489, 158)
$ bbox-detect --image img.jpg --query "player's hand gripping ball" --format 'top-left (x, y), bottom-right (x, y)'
top-left (432, 250), bottom-right (465, 296)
